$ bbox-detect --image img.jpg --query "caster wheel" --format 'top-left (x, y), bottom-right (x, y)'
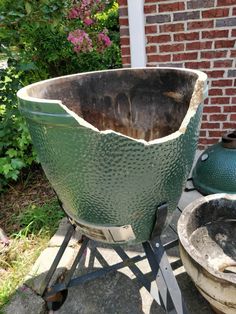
top-left (46, 289), bottom-right (68, 311)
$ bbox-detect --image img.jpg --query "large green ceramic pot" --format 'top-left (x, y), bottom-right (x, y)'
top-left (17, 68), bottom-right (207, 244)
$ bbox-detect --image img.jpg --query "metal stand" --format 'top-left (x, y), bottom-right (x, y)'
top-left (41, 213), bottom-right (188, 313)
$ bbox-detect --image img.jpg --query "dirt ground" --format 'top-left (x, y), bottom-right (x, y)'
top-left (0, 166), bottom-right (55, 234)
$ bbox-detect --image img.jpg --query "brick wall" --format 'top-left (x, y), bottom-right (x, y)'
top-left (118, 0), bottom-right (236, 149)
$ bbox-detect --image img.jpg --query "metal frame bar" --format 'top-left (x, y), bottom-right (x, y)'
top-left (41, 223), bottom-right (75, 296)
top-left (143, 238), bottom-right (188, 314)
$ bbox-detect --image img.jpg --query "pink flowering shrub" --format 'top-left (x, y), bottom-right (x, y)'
top-left (68, 0), bottom-right (105, 22)
top-left (97, 29), bottom-right (112, 51)
top-left (67, 0), bottom-right (112, 54)
top-left (68, 29), bottom-right (93, 53)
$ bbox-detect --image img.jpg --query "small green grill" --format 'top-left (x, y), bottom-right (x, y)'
top-left (193, 131), bottom-right (236, 195)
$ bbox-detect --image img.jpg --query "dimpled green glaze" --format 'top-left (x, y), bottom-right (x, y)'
top-left (193, 143), bottom-right (236, 195)
top-left (17, 68), bottom-right (207, 244)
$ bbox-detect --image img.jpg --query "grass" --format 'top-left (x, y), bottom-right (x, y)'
top-left (0, 199), bottom-right (65, 309)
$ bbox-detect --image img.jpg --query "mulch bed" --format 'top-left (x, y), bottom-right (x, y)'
top-left (0, 166), bottom-right (55, 235)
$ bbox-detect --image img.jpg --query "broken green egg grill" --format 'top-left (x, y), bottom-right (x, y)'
top-left (17, 68), bottom-right (207, 244)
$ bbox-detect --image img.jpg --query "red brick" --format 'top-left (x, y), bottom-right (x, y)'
top-left (119, 7), bottom-right (128, 16)
top-left (120, 28), bottom-right (129, 36)
top-left (147, 35), bottom-right (171, 43)
top-left (202, 114), bottom-right (208, 121)
top-left (144, 5), bottom-right (156, 14)
top-left (159, 43), bottom-right (184, 53)
top-left (187, 20), bottom-right (213, 30)
top-left (118, 0), bottom-right (127, 5)
top-left (147, 54), bottom-right (171, 62)
top-left (146, 46), bottom-right (157, 54)
top-left (145, 25), bottom-right (157, 34)
top-left (214, 60), bottom-right (233, 68)
top-left (223, 122), bottom-right (236, 128)
top-left (120, 38), bottom-right (130, 46)
top-left (173, 52), bottom-right (198, 61)
top-left (232, 97), bottom-right (236, 104)
top-left (223, 106), bottom-right (236, 112)
top-left (233, 8), bottom-right (236, 15)
top-left (145, 0), bottom-right (158, 2)
top-left (122, 56), bottom-right (130, 64)
top-left (203, 106), bottom-right (221, 113)
top-left (186, 41), bottom-right (212, 50)
top-left (231, 50), bottom-right (236, 57)
top-left (119, 18), bottom-right (129, 26)
top-left (212, 79), bottom-right (233, 87)
top-left (188, 0), bottom-right (214, 9)
top-left (199, 138), bottom-right (219, 145)
top-left (232, 29), bottom-right (236, 36)
top-left (159, 23), bottom-right (184, 33)
top-left (226, 88), bottom-right (236, 95)
top-left (204, 98), bottom-right (210, 105)
top-left (208, 89), bottom-right (223, 96)
top-left (209, 130), bottom-right (224, 137)
top-left (215, 40), bottom-right (235, 49)
top-left (201, 51), bottom-right (227, 59)
top-left (159, 2), bottom-right (185, 12)
top-left (209, 114), bottom-right (227, 121)
top-left (204, 70), bottom-right (225, 78)
top-left (217, 0), bottom-right (236, 5)
top-left (202, 8), bottom-right (229, 18)
top-left (230, 114), bottom-right (236, 120)
top-left (121, 47), bottom-right (130, 55)
top-left (185, 61), bottom-right (211, 69)
top-left (202, 30), bottom-right (229, 39)
top-left (211, 97), bottom-right (230, 104)
top-left (199, 130), bottom-right (207, 137)
top-left (201, 122), bottom-right (221, 129)
top-left (174, 32), bottom-right (199, 41)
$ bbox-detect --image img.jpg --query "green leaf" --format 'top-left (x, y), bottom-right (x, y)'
top-left (25, 2), bottom-right (32, 14)
top-left (16, 62), bottom-right (37, 71)
top-left (10, 170), bottom-right (19, 180)
top-left (2, 163), bottom-right (12, 175)
top-left (6, 148), bottom-right (18, 158)
top-left (11, 158), bottom-right (25, 169)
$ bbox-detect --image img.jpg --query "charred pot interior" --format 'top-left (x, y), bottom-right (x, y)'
top-left (184, 198), bottom-right (236, 274)
top-left (27, 69), bottom-right (198, 141)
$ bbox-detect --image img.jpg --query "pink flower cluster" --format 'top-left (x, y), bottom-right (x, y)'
top-left (68, 0), bottom-right (105, 25)
top-left (67, 29), bottom-right (93, 53)
top-left (97, 29), bottom-right (112, 51)
top-left (67, 1), bottom-right (112, 54)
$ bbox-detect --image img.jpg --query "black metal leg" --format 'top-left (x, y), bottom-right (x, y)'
top-left (143, 238), bottom-right (189, 314)
top-left (41, 223), bottom-right (75, 296)
top-left (63, 237), bottom-right (89, 287)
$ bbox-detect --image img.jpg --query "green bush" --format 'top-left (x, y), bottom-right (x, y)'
top-left (0, 0), bottom-right (121, 189)
top-left (0, 66), bottom-right (38, 190)
top-left (0, 0), bottom-right (121, 76)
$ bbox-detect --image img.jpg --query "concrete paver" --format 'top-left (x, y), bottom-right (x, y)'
top-left (3, 285), bottom-right (46, 314)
